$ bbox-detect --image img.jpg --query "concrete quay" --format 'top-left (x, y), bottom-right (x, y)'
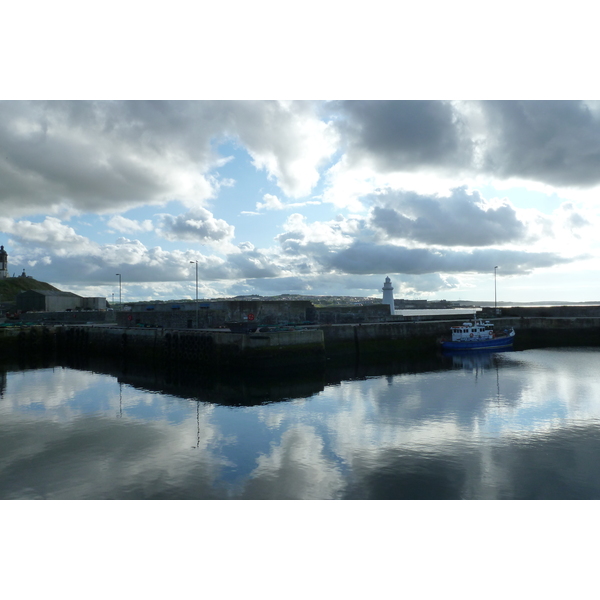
top-left (54, 325), bottom-right (327, 373)
top-left (3, 313), bottom-right (600, 372)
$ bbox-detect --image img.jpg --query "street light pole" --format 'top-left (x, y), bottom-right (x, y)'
top-left (116, 273), bottom-right (122, 306)
top-left (494, 266), bottom-right (498, 312)
top-left (190, 261), bottom-right (198, 328)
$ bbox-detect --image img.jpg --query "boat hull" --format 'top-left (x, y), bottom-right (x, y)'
top-left (440, 336), bottom-right (514, 351)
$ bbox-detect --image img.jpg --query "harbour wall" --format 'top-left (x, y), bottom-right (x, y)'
top-left (4, 315), bottom-right (600, 372)
top-left (55, 326), bottom-right (327, 373)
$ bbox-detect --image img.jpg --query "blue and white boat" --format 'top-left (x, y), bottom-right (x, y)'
top-left (440, 317), bottom-right (515, 351)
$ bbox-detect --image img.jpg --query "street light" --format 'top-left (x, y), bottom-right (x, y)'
top-left (190, 261), bottom-right (198, 328)
top-left (494, 266), bottom-right (498, 312)
top-left (116, 273), bottom-right (122, 306)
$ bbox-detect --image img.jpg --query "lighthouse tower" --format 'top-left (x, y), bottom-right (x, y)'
top-left (0, 246), bottom-right (7, 280)
top-left (382, 276), bottom-right (395, 314)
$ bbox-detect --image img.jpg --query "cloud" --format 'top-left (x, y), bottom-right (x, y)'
top-left (276, 212), bottom-right (364, 250)
top-left (254, 193), bottom-right (322, 213)
top-left (0, 216), bottom-right (97, 256)
top-left (0, 101), bottom-right (219, 216)
top-left (368, 187), bottom-right (530, 246)
top-left (157, 207), bottom-right (235, 245)
top-left (2, 222), bottom-right (235, 284)
top-left (256, 193), bottom-right (284, 211)
top-left (231, 100), bottom-right (339, 198)
top-left (227, 246), bottom-right (282, 279)
top-left (479, 101), bottom-right (600, 187)
top-left (0, 100), bottom-right (337, 218)
top-left (107, 215), bottom-right (154, 233)
top-left (335, 100), bottom-right (473, 172)
top-left (321, 241), bottom-right (576, 276)
top-left (556, 202), bottom-right (591, 233)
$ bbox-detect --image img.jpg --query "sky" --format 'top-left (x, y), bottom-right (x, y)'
top-left (2, 5), bottom-right (600, 305)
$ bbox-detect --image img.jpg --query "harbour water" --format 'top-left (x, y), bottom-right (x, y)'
top-left (2, 347), bottom-right (600, 499)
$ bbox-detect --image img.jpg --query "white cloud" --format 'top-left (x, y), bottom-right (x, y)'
top-left (107, 215), bottom-right (154, 233)
top-left (233, 100), bottom-right (339, 198)
top-left (256, 193), bottom-right (284, 211)
top-left (0, 216), bottom-right (98, 256)
top-left (255, 193), bottom-right (321, 212)
top-left (157, 208), bottom-right (235, 246)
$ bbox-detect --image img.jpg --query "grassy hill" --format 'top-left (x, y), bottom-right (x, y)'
top-left (0, 277), bottom-right (60, 303)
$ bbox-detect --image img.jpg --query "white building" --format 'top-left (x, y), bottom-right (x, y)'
top-left (382, 276), bottom-right (395, 314)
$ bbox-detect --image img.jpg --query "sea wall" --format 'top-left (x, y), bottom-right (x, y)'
top-left (5, 315), bottom-right (600, 373)
top-left (321, 321), bottom-right (450, 358)
top-left (55, 325), bottom-right (326, 373)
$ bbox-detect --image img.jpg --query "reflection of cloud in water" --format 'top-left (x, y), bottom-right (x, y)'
top-left (0, 395), bottom-right (231, 500)
top-left (4, 368), bottom-right (97, 412)
top-left (341, 422), bottom-right (600, 499)
top-left (241, 425), bottom-right (344, 499)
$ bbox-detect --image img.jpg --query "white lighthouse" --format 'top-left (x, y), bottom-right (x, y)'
top-left (382, 276), bottom-right (395, 314)
top-left (0, 246), bottom-right (7, 279)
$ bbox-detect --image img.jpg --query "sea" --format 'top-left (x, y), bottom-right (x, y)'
top-left (2, 346), bottom-right (600, 500)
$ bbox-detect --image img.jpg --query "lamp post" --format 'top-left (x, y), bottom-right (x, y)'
top-left (116, 273), bottom-right (122, 306)
top-left (494, 266), bottom-right (498, 312)
top-left (190, 261), bottom-right (198, 328)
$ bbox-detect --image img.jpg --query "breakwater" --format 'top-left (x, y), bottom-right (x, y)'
top-left (4, 315), bottom-right (600, 373)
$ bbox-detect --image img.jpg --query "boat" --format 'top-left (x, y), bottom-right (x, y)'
top-left (440, 316), bottom-right (515, 351)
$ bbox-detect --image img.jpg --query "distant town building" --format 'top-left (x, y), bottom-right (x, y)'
top-left (382, 276), bottom-right (395, 314)
top-left (16, 290), bottom-right (107, 312)
top-left (0, 246), bottom-right (7, 280)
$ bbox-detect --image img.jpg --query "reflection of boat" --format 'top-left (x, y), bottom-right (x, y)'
top-left (440, 317), bottom-right (515, 351)
top-left (443, 348), bottom-right (511, 370)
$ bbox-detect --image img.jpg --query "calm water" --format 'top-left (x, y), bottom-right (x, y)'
top-left (2, 348), bottom-right (600, 499)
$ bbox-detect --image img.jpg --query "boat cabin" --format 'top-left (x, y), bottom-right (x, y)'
top-left (450, 319), bottom-right (495, 342)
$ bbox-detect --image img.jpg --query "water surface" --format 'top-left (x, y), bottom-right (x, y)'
top-left (2, 348), bottom-right (600, 499)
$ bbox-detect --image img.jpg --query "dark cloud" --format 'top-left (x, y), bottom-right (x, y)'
top-left (480, 101), bottom-right (600, 187)
top-left (368, 187), bottom-right (529, 246)
top-left (321, 241), bottom-right (576, 276)
top-left (336, 100), bottom-right (473, 171)
top-left (332, 100), bottom-right (600, 189)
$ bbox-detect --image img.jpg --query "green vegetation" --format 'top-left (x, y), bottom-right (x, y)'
top-left (0, 278), bottom-right (60, 303)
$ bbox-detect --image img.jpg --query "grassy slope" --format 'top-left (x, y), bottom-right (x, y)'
top-left (0, 278), bottom-right (60, 302)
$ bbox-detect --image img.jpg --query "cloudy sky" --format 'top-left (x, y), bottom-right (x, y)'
top-left (2, 98), bottom-right (600, 304)
top-left (2, 3), bottom-right (599, 304)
